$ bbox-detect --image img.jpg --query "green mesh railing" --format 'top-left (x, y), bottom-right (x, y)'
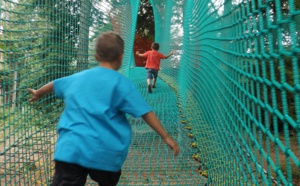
top-left (1, 0), bottom-right (299, 185)
top-left (179, 1), bottom-right (300, 185)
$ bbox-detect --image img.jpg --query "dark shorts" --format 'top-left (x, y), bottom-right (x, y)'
top-left (146, 68), bottom-right (158, 79)
top-left (51, 161), bottom-right (121, 186)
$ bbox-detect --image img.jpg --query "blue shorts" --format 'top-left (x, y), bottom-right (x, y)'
top-left (146, 68), bottom-right (158, 79)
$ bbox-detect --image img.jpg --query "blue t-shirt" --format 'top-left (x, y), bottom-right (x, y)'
top-left (53, 66), bottom-right (152, 171)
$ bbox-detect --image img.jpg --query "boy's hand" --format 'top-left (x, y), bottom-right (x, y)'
top-left (136, 51), bottom-right (140, 55)
top-left (142, 112), bottom-right (180, 156)
top-left (28, 88), bottom-right (41, 102)
top-left (27, 82), bottom-right (54, 102)
top-left (163, 135), bottom-right (180, 156)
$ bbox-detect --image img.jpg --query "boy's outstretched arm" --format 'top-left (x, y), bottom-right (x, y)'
top-left (135, 51), bottom-right (145, 57)
top-left (28, 82), bottom-right (54, 102)
top-left (142, 111), bottom-right (180, 156)
top-left (164, 50), bottom-right (174, 59)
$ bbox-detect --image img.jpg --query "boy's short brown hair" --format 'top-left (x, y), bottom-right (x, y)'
top-left (151, 42), bottom-right (159, 50)
top-left (95, 31), bottom-right (124, 62)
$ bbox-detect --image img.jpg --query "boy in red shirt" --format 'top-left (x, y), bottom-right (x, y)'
top-left (136, 42), bottom-right (173, 93)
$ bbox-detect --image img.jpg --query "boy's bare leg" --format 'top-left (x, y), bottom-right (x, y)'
top-left (152, 78), bottom-right (156, 88)
top-left (147, 78), bottom-right (151, 86)
top-left (147, 78), bottom-right (152, 93)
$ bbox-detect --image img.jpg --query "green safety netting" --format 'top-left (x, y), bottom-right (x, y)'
top-left (0, 0), bottom-right (299, 185)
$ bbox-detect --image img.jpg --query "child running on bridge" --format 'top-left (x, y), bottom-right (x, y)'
top-left (28, 31), bottom-right (180, 186)
top-left (136, 42), bottom-right (174, 93)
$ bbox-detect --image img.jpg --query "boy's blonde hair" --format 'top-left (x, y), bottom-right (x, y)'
top-left (95, 31), bottom-right (124, 62)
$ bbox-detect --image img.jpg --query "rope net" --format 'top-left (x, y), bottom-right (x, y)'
top-left (0, 0), bottom-right (299, 185)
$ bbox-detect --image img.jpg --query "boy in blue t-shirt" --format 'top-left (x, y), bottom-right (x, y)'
top-left (28, 31), bottom-right (180, 186)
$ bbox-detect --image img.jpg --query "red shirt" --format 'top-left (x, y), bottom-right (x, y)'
top-left (143, 50), bottom-right (166, 70)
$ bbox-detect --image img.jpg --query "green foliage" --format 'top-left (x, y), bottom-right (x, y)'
top-left (296, 0), bottom-right (300, 9)
top-left (136, 0), bottom-right (154, 40)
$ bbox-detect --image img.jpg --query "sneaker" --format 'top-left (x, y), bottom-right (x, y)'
top-left (148, 85), bottom-right (152, 93)
top-left (152, 84), bottom-right (156, 88)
